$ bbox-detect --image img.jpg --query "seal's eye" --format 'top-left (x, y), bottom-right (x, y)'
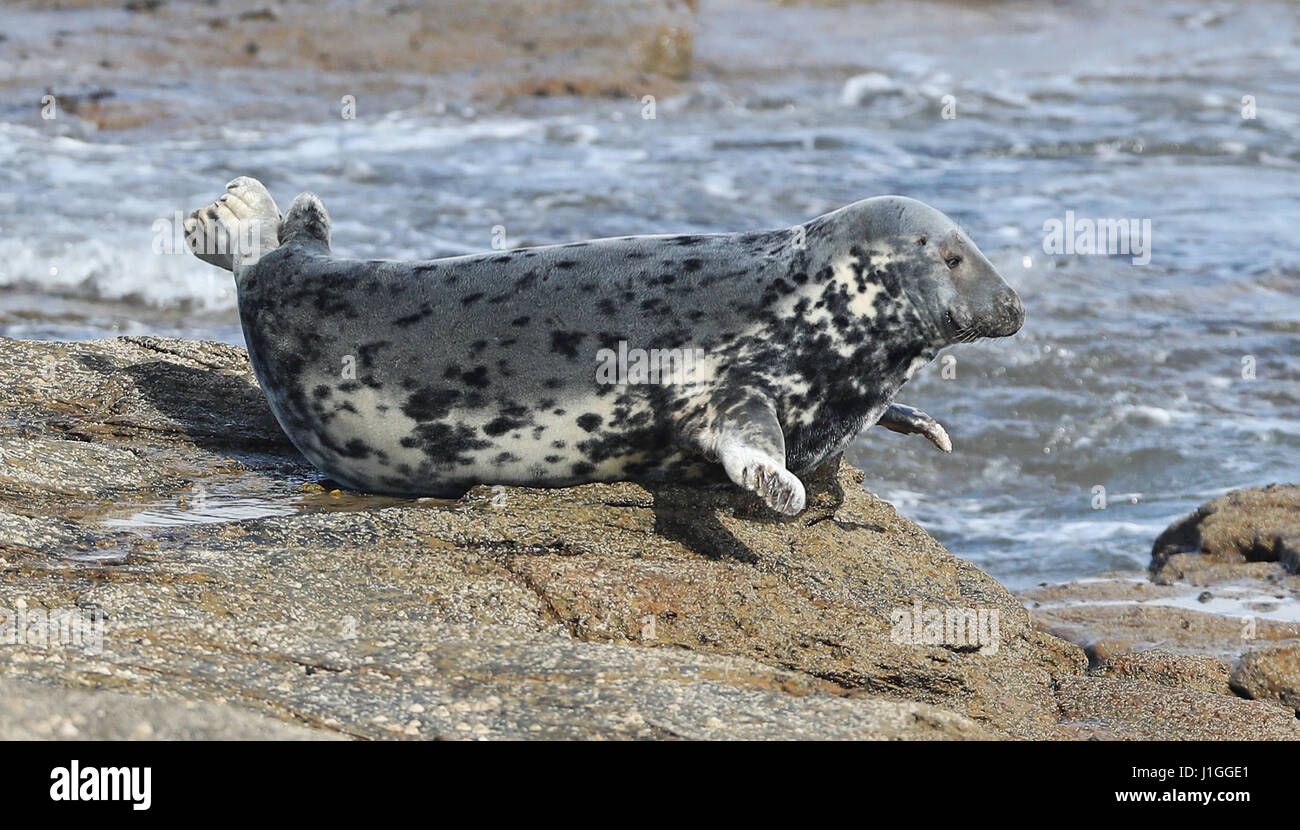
top-left (916, 236), bottom-right (927, 246)
top-left (945, 255), bottom-right (962, 269)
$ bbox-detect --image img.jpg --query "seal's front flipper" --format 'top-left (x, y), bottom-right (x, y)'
top-left (185, 176), bottom-right (282, 273)
top-left (723, 444), bottom-right (806, 515)
top-left (684, 391), bottom-right (806, 516)
top-left (876, 403), bottom-right (952, 452)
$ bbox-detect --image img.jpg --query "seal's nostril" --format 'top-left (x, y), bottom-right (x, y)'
top-left (1002, 292), bottom-right (1026, 331)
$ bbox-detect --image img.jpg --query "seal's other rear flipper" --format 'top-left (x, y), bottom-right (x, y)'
top-left (279, 192), bottom-right (332, 251)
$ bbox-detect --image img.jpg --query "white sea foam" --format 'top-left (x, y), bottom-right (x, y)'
top-left (1029, 586), bottom-right (1300, 624)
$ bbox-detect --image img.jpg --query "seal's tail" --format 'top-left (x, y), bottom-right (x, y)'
top-left (279, 192), bottom-right (332, 251)
top-left (184, 176), bottom-right (282, 273)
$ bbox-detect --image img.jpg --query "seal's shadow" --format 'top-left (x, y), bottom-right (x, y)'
top-left (646, 457), bottom-right (848, 564)
top-left (82, 353), bottom-right (302, 463)
top-left (647, 486), bottom-right (763, 564)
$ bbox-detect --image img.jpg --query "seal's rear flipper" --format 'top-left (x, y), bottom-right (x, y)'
top-left (185, 177), bottom-right (282, 273)
top-left (279, 192), bottom-right (332, 251)
top-left (876, 403), bottom-right (952, 452)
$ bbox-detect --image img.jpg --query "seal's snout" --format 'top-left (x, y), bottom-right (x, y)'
top-left (954, 272), bottom-right (1025, 341)
top-left (989, 289), bottom-right (1025, 337)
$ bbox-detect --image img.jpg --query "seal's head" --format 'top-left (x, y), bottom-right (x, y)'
top-left (855, 196), bottom-right (1025, 344)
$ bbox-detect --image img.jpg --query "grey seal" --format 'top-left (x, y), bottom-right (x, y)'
top-left (186, 177), bottom-right (1023, 515)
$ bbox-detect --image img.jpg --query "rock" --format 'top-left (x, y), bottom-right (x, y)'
top-left (5, 334), bottom-right (1293, 740)
top-left (0, 437), bottom-right (184, 510)
top-left (1152, 553), bottom-right (1295, 586)
top-left (1090, 649), bottom-right (1231, 696)
top-left (1054, 676), bottom-right (1300, 741)
top-left (0, 335), bottom-right (1080, 739)
top-left (1021, 489), bottom-right (1300, 722)
top-left (1230, 646), bottom-right (1300, 714)
top-left (1152, 484), bottom-right (1300, 575)
top-left (3, 0), bottom-right (696, 131)
top-left (1020, 575), bottom-right (1300, 663)
top-left (0, 678), bottom-right (338, 740)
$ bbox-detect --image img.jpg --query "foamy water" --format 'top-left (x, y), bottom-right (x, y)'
top-left (2, 1), bottom-right (1297, 587)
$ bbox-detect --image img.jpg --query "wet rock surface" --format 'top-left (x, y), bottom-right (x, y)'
top-left (3, 0), bottom-right (695, 130)
top-left (1021, 573), bottom-right (1300, 663)
top-left (1, 336), bottom-right (1295, 739)
top-left (1020, 484), bottom-right (1300, 735)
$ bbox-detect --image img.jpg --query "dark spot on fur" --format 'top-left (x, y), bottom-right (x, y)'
top-left (484, 414), bottom-right (528, 436)
top-left (550, 330), bottom-right (586, 359)
top-left (401, 386), bottom-right (461, 421)
top-left (340, 439), bottom-right (373, 459)
top-left (461, 366), bottom-right (490, 388)
top-left (393, 304), bottom-right (434, 327)
top-left (401, 422), bottom-right (490, 466)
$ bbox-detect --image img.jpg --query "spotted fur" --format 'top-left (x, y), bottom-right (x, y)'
top-left (188, 178), bottom-right (1024, 515)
